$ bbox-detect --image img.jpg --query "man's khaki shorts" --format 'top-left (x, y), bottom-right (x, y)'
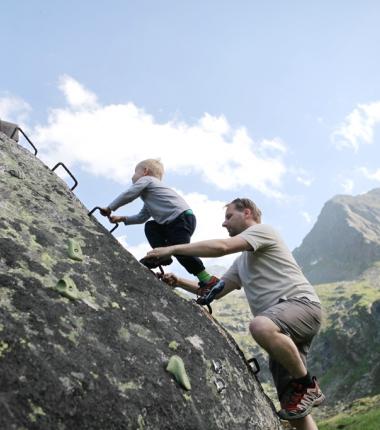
top-left (258, 297), bottom-right (322, 399)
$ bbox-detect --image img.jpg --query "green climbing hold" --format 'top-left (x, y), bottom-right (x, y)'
top-left (168, 340), bottom-right (179, 351)
top-left (67, 239), bottom-right (83, 261)
top-left (166, 355), bottom-right (191, 391)
top-left (55, 277), bottom-right (80, 300)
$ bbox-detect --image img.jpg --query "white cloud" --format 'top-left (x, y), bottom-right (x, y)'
top-left (58, 75), bottom-right (98, 109)
top-left (359, 167), bottom-right (380, 182)
top-left (341, 178), bottom-right (354, 193)
top-left (0, 95), bottom-right (31, 125)
top-left (297, 177), bottom-right (313, 187)
top-left (118, 236), bottom-right (150, 260)
top-left (259, 138), bottom-right (287, 154)
top-left (198, 113), bottom-right (230, 135)
top-left (31, 75), bottom-right (287, 198)
top-left (290, 167), bottom-right (313, 187)
top-left (331, 101), bottom-right (380, 151)
top-left (301, 211), bottom-right (312, 224)
top-left (296, 174), bottom-right (313, 187)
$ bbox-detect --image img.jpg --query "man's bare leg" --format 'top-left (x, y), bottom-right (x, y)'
top-left (292, 414), bottom-right (318, 430)
top-left (249, 316), bottom-right (320, 429)
top-left (249, 316), bottom-right (306, 377)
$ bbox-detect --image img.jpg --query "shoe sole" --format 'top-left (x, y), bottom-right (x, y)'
top-left (197, 280), bottom-right (225, 305)
top-left (313, 392), bottom-right (325, 407)
top-left (140, 258), bottom-right (172, 269)
top-left (278, 393), bottom-right (325, 421)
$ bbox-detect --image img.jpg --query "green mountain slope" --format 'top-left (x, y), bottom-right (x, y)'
top-left (318, 394), bottom-right (380, 430)
top-left (310, 264), bottom-right (380, 404)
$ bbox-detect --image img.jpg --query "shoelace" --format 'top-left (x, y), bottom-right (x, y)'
top-left (282, 383), bottom-right (307, 410)
top-left (196, 279), bottom-right (216, 298)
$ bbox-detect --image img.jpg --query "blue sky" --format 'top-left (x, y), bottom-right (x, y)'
top-left (2, 1), bottom-right (380, 275)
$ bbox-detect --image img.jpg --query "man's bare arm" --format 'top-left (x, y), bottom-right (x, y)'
top-left (162, 274), bottom-right (199, 294)
top-left (215, 278), bottom-right (241, 299)
top-left (162, 274), bottom-right (239, 299)
top-left (146, 236), bottom-right (252, 260)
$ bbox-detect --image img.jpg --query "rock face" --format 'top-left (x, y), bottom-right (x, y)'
top-left (293, 189), bottom-right (380, 284)
top-left (0, 119), bottom-right (18, 141)
top-left (0, 132), bottom-right (282, 430)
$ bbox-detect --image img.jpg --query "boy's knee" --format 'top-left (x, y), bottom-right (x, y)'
top-left (144, 220), bottom-right (157, 234)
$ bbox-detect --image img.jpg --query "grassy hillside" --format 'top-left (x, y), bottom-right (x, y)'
top-left (310, 270), bottom-right (380, 404)
top-left (318, 394), bottom-right (380, 430)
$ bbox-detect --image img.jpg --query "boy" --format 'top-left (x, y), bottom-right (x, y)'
top-left (99, 159), bottom-right (224, 301)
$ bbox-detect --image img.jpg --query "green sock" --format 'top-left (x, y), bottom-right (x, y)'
top-left (197, 270), bottom-right (212, 283)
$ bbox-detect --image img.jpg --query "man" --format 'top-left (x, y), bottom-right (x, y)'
top-left (145, 198), bottom-right (324, 430)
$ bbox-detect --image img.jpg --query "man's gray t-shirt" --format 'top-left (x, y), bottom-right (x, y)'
top-left (108, 176), bottom-right (190, 225)
top-left (222, 224), bottom-right (320, 315)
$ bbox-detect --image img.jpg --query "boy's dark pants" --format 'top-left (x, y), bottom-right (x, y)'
top-left (144, 212), bottom-right (205, 276)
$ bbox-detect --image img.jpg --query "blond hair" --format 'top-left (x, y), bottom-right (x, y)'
top-left (226, 198), bottom-right (262, 223)
top-left (138, 159), bottom-right (164, 180)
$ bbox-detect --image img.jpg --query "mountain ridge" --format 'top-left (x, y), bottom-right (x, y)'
top-left (293, 188), bottom-right (380, 284)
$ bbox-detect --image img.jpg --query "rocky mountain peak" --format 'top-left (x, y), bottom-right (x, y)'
top-left (293, 188), bottom-right (380, 284)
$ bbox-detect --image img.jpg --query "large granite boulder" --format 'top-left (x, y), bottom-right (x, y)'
top-left (0, 131), bottom-right (282, 430)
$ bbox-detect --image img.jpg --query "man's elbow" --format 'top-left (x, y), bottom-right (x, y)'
top-left (216, 241), bottom-right (233, 256)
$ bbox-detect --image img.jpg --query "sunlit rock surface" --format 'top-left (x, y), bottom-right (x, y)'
top-left (0, 132), bottom-right (282, 429)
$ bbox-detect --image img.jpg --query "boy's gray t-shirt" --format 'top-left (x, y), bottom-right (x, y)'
top-left (222, 224), bottom-right (320, 315)
top-left (108, 176), bottom-right (190, 225)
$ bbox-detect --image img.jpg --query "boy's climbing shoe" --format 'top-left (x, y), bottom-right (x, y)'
top-left (278, 376), bottom-right (325, 420)
top-left (139, 256), bottom-right (173, 269)
top-left (196, 276), bottom-right (225, 306)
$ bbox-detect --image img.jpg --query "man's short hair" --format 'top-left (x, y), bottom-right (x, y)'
top-left (227, 198), bottom-right (262, 223)
top-left (138, 159), bottom-right (164, 180)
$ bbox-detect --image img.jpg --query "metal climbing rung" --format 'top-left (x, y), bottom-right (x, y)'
top-left (212, 359), bottom-right (223, 374)
top-left (88, 206), bottom-right (119, 233)
top-left (51, 162), bottom-right (78, 191)
top-left (11, 127), bottom-right (38, 155)
top-left (214, 377), bottom-right (226, 393)
top-left (247, 357), bottom-right (260, 375)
